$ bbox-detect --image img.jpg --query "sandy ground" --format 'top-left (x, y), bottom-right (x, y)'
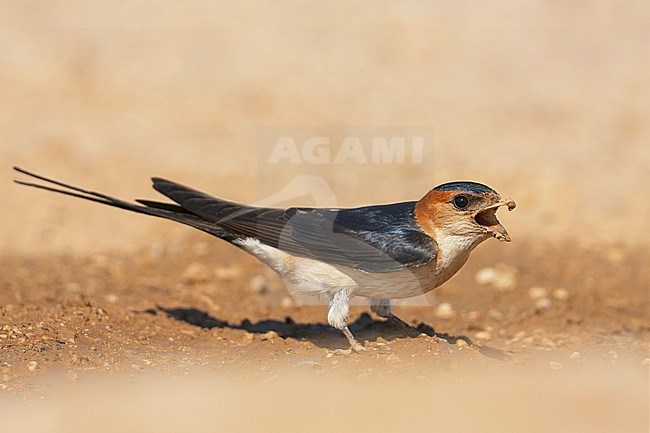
top-left (1, 2), bottom-right (649, 432)
top-left (1, 236), bottom-right (648, 432)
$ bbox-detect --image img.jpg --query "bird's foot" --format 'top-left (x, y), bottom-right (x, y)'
top-left (342, 326), bottom-right (366, 352)
top-left (351, 341), bottom-right (367, 352)
top-left (370, 300), bottom-right (414, 329)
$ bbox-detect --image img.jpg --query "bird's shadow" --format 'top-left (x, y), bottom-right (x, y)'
top-left (144, 306), bottom-right (499, 355)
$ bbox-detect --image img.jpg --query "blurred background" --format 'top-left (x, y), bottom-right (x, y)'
top-left (1, 4), bottom-right (649, 432)
top-left (1, 1), bottom-right (648, 254)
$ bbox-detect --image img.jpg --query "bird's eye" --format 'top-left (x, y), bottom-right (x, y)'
top-left (453, 195), bottom-right (469, 209)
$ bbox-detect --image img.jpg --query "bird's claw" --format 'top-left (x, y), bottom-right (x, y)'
top-left (342, 326), bottom-right (366, 353)
top-left (351, 342), bottom-right (367, 352)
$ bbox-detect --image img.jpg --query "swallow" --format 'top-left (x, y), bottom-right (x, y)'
top-left (14, 167), bottom-right (515, 351)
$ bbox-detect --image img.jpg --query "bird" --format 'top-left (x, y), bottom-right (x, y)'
top-left (13, 167), bottom-right (515, 351)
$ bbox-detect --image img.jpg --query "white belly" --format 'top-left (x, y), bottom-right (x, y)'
top-left (235, 236), bottom-right (478, 300)
top-left (346, 241), bottom-right (472, 299)
top-left (342, 262), bottom-right (439, 299)
top-left (234, 238), bottom-right (357, 295)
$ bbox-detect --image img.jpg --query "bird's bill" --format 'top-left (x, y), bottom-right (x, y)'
top-left (474, 198), bottom-right (516, 242)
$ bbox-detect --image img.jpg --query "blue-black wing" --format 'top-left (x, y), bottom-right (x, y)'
top-left (13, 169), bottom-right (438, 273)
top-left (151, 178), bottom-right (438, 273)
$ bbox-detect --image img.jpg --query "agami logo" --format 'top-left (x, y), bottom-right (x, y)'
top-left (267, 136), bottom-right (426, 164)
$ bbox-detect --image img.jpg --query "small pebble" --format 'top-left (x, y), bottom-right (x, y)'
top-left (641, 358), bottom-right (650, 366)
top-left (182, 263), bottom-right (209, 284)
top-left (248, 275), bottom-right (267, 295)
top-left (456, 339), bottom-right (469, 348)
top-left (280, 297), bottom-right (295, 309)
top-left (475, 267), bottom-right (498, 285)
top-left (570, 351), bottom-right (582, 360)
top-left (27, 361), bottom-right (39, 372)
top-left (529, 287), bottom-right (548, 299)
top-left (261, 331), bottom-right (279, 341)
top-left (488, 309), bottom-right (504, 321)
top-left (214, 266), bottom-right (242, 280)
top-left (474, 331), bottom-right (492, 341)
top-left (378, 345), bottom-right (393, 353)
top-left (435, 303), bottom-right (456, 319)
top-left (540, 337), bottom-right (556, 347)
top-left (294, 360), bottom-right (319, 368)
top-left (386, 353), bottom-right (401, 363)
top-left (475, 266), bottom-right (517, 291)
top-left (552, 288), bottom-right (570, 301)
top-left (535, 298), bottom-right (552, 310)
top-left (549, 361), bottom-right (563, 370)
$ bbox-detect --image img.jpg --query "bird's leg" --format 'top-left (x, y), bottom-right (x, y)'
top-left (370, 298), bottom-right (392, 318)
top-left (370, 298), bottom-right (412, 328)
top-left (329, 289), bottom-right (365, 352)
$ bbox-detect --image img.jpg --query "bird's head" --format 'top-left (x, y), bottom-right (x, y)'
top-left (415, 181), bottom-right (516, 243)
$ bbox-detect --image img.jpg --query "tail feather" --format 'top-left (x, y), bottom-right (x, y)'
top-left (150, 177), bottom-right (259, 225)
top-left (135, 199), bottom-right (193, 214)
top-left (13, 167), bottom-right (235, 241)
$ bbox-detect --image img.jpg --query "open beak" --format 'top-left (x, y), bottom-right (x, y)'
top-left (474, 198), bottom-right (516, 242)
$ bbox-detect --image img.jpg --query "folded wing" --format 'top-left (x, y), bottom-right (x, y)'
top-left (13, 168), bottom-right (437, 274)
top-left (152, 178), bottom-right (438, 273)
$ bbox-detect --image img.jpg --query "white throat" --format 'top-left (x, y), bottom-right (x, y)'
top-left (433, 229), bottom-right (486, 285)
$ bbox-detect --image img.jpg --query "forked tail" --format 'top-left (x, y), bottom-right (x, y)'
top-left (13, 167), bottom-right (235, 240)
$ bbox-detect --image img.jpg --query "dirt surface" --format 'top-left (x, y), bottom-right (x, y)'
top-left (2, 234), bottom-right (648, 382)
top-left (1, 235), bottom-right (649, 431)
top-left (1, 2), bottom-right (649, 432)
